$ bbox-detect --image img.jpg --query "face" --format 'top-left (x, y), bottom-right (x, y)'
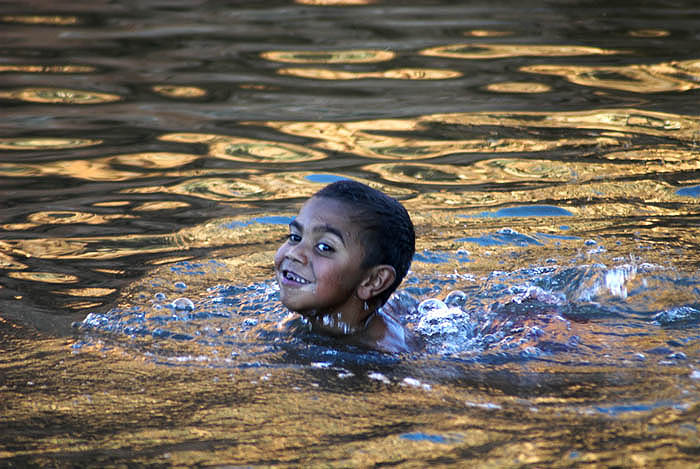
top-left (274, 197), bottom-right (369, 317)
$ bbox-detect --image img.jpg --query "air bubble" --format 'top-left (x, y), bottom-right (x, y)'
top-left (417, 298), bottom-right (448, 315)
top-left (444, 290), bottom-right (467, 307)
top-left (171, 297), bottom-right (195, 311)
top-left (154, 292), bottom-right (167, 301)
top-left (174, 282), bottom-right (187, 290)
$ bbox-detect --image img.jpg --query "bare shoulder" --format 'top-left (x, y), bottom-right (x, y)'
top-left (362, 310), bottom-right (418, 354)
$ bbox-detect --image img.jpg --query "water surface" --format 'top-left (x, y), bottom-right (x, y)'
top-left (1, 0), bottom-right (700, 467)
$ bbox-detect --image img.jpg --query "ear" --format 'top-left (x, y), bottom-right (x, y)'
top-left (356, 265), bottom-right (396, 301)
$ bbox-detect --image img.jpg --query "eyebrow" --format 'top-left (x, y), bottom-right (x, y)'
top-left (290, 219), bottom-right (346, 245)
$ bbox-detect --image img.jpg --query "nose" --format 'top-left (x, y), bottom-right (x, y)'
top-left (285, 241), bottom-right (308, 264)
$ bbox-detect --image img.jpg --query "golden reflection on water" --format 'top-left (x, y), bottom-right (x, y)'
top-left (0, 87), bottom-right (122, 104)
top-left (628, 29), bottom-right (670, 38)
top-left (0, 152), bottom-right (213, 181)
top-left (7, 271), bottom-right (79, 283)
top-left (27, 211), bottom-right (135, 225)
top-left (148, 178), bottom-right (269, 202)
top-left (277, 67), bottom-right (462, 80)
top-left (0, 15), bottom-right (79, 25)
top-left (159, 133), bottom-right (328, 163)
top-left (0, 137), bottom-right (101, 150)
top-left (2, 321), bottom-right (697, 468)
top-left (523, 59), bottom-right (700, 93)
top-left (134, 201), bottom-right (192, 211)
top-left (257, 118), bottom-right (620, 160)
top-left (421, 43), bottom-right (621, 59)
top-left (0, 252), bottom-right (28, 270)
top-left (485, 81), bottom-right (552, 93)
top-left (261, 49), bottom-right (395, 63)
top-left (464, 30), bottom-right (513, 37)
top-left (432, 109), bottom-right (699, 140)
top-left (113, 152), bottom-right (201, 169)
top-left (1, 236), bottom-right (170, 261)
top-left (151, 85), bottom-right (207, 99)
top-left (92, 201), bottom-right (131, 207)
top-left (0, 64), bottom-right (96, 73)
top-left (127, 171), bottom-right (416, 203)
top-left (54, 287), bottom-right (116, 297)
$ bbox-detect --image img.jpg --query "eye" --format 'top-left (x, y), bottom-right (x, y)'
top-left (287, 233), bottom-right (301, 244)
top-left (316, 242), bottom-right (335, 254)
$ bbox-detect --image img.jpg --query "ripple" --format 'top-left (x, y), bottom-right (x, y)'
top-left (431, 109), bottom-right (699, 140)
top-left (464, 30), bottom-right (514, 37)
top-left (159, 133), bottom-right (327, 163)
top-left (8, 271), bottom-right (79, 283)
top-left (277, 67), bottom-right (462, 80)
top-left (27, 211), bottom-right (134, 225)
top-left (485, 82), bottom-right (552, 93)
top-left (0, 252), bottom-right (28, 270)
top-left (0, 65), bottom-right (96, 73)
top-left (113, 152), bottom-right (201, 169)
top-left (1, 235), bottom-right (188, 261)
top-left (0, 137), bottom-right (102, 150)
top-left (0, 15), bottom-right (80, 25)
top-left (148, 172), bottom-right (415, 202)
top-left (0, 87), bottom-right (122, 104)
top-left (522, 60), bottom-right (700, 93)
top-left (151, 85), bottom-right (207, 99)
top-left (163, 178), bottom-right (269, 202)
top-left (364, 163), bottom-right (473, 185)
top-left (261, 49), bottom-right (395, 63)
top-left (421, 43), bottom-right (621, 59)
top-left (628, 29), bottom-right (670, 38)
top-left (465, 205), bottom-right (575, 218)
top-left (91, 201), bottom-right (131, 207)
top-left (257, 114), bottom-right (625, 160)
top-left (134, 201), bottom-right (192, 211)
top-left (0, 152), bottom-right (211, 181)
top-left (56, 288), bottom-right (117, 297)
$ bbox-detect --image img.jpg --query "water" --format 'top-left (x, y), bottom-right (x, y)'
top-left (2, 0), bottom-right (700, 466)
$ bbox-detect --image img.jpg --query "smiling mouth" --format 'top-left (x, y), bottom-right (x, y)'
top-left (282, 270), bottom-right (310, 284)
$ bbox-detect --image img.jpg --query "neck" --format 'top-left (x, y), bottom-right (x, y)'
top-left (308, 307), bottom-right (376, 336)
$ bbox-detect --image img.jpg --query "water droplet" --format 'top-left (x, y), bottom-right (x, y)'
top-left (171, 297), bottom-right (194, 311)
top-left (174, 282), bottom-right (187, 290)
top-left (154, 292), bottom-right (167, 301)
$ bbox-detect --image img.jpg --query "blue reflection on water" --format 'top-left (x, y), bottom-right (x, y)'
top-left (413, 249), bottom-right (471, 264)
top-left (594, 401), bottom-right (684, 416)
top-left (676, 185), bottom-right (700, 198)
top-left (400, 432), bottom-right (450, 444)
top-left (222, 216), bottom-right (293, 229)
top-left (305, 174), bottom-right (349, 184)
top-left (459, 228), bottom-right (543, 246)
top-left (462, 205), bottom-right (574, 218)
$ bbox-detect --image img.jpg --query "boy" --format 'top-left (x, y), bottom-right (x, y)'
top-left (274, 180), bottom-right (418, 353)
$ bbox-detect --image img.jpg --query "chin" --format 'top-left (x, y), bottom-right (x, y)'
top-left (280, 297), bottom-right (308, 315)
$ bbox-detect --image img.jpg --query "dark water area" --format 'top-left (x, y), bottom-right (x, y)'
top-left (2, 0), bottom-right (700, 467)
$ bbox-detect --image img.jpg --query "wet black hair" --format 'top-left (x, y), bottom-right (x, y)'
top-left (313, 180), bottom-right (415, 305)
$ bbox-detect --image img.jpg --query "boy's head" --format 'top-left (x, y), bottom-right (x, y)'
top-left (313, 180), bottom-right (415, 305)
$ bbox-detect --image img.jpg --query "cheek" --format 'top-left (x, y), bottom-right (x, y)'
top-left (273, 245), bottom-right (285, 268)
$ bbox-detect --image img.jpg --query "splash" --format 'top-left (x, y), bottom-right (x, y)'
top-left (75, 249), bottom-right (700, 374)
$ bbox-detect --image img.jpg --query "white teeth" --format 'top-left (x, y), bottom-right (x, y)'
top-left (284, 270), bottom-right (309, 284)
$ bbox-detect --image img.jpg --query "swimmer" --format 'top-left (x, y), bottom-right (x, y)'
top-left (274, 180), bottom-right (418, 353)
